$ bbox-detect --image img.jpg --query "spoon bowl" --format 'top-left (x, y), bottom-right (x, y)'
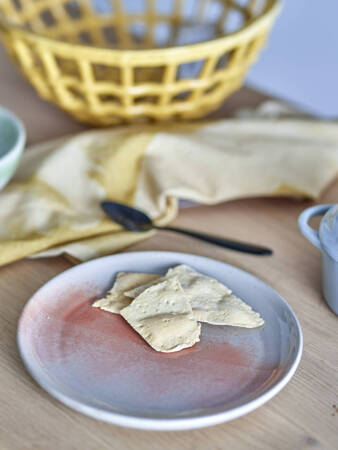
top-left (102, 201), bottom-right (153, 232)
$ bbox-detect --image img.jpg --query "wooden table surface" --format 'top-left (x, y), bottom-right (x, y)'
top-left (0, 46), bottom-right (337, 450)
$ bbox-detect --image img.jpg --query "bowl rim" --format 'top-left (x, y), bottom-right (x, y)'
top-left (0, 105), bottom-right (26, 164)
top-left (0, 0), bottom-right (281, 58)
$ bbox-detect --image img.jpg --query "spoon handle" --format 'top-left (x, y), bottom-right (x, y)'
top-left (157, 226), bottom-right (272, 256)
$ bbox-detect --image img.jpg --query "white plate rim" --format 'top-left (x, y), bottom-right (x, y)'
top-left (17, 251), bottom-right (303, 431)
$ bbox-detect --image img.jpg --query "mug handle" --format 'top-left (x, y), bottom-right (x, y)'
top-left (298, 204), bottom-right (333, 250)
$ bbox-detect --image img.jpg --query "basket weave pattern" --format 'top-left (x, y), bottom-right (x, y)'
top-left (0, 0), bottom-right (279, 125)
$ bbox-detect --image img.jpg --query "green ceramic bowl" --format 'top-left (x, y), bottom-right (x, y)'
top-left (0, 106), bottom-right (25, 190)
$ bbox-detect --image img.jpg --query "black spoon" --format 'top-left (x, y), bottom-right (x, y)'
top-left (101, 201), bottom-right (272, 256)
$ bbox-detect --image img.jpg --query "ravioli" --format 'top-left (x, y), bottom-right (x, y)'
top-left (125, 264), bottom-right (264, 327)
top-left (120, 278), bottom-right (201, 353)
top-left (92, 272), bottom-right (160, 313)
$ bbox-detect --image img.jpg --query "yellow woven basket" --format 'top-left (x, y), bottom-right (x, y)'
top-left (0, 0), bottom-right (280, 125)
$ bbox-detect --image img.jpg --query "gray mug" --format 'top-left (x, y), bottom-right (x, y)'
top-left (298, 204), bottom-right (338, 314)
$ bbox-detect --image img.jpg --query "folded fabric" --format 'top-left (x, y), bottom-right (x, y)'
top-left (0, 116), bottom-right (337, 266)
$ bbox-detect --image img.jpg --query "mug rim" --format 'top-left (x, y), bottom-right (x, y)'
top-left (0, 105), bottom-right (26, 165)
top-left (319, 204), bottom-right (338, 261)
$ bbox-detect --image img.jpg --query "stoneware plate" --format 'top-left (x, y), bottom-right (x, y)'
top-left (18, 251), bottom-right (302, 430)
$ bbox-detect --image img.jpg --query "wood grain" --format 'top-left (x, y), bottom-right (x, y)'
top-left (1, 190), bottom-right (337, 450)
top-left (0, 44), bottom-right (337, 450)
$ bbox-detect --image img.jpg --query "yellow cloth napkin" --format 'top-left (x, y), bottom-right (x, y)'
top-left (0, 117), bottom-right (337, 266)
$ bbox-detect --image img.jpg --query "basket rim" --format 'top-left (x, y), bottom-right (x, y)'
top-left (0, 0), bottom-right (281, 58)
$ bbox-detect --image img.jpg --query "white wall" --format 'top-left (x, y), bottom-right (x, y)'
top-left (247, 0), bottom-right (338, 118)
